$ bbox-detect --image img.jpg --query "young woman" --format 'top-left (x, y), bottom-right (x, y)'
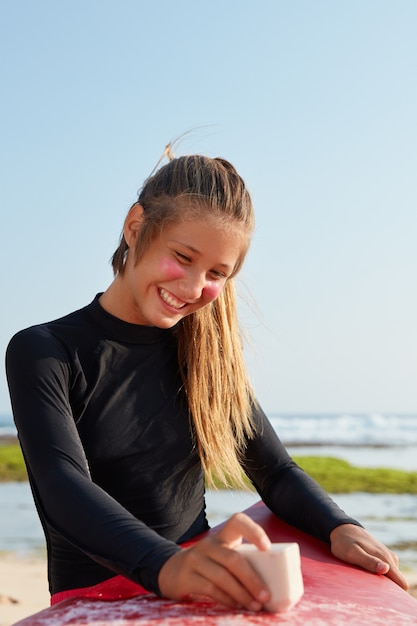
top-left (6, 153), bottom-right (407, 613)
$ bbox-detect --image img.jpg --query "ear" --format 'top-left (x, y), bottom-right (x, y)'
top-left (123, 203), bottom-right (145, 247)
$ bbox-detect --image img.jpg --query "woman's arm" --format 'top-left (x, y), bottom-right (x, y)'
top-left (242, 405), bottom-right (360, 540)
top-left (242, 404), bottom-right (408, 589)
top-left (6, 327), bottom-right (180, 594)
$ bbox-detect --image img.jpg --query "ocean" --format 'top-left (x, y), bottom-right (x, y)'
top-left (1, 412), bottom-right (417, 570)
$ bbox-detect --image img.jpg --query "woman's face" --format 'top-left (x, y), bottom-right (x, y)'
top-left (116, 209), bottom-right (245, 328)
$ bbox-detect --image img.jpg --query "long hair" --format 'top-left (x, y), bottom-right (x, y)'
top-left (112, 154), bottom-right (257, 488)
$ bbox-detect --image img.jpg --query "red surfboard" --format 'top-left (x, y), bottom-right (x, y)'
top-left (14, 501), bottom-right (417, 625)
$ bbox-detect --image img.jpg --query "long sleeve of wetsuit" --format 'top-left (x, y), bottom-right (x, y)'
top-left (242, 404), bottom-right (362, 543)
top-left (5, 327), bottom-right (181, 595)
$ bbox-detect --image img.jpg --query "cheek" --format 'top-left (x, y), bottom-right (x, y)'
top-left (202, 282), bottom-right (224, 302)
top-left (158, 257), bottom-right (185, 280)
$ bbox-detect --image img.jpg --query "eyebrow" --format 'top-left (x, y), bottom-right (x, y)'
top-left (170, 240), bottom-right (233, 270)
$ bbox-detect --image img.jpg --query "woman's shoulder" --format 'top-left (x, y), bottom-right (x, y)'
top-left (6, 300), bottom-right (94, 361)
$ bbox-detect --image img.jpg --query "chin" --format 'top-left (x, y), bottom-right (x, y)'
top-left (153, 316), bottom-right (183, 329)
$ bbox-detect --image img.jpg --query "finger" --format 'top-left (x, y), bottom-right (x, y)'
top-left (184, 572), bottom-right (245, 610)
top-left (360, 545), bottom-right (408, 589)
top-left (160, 542), bottom-right (268, 611)
top-left (192, 553), bottom-right (267, 611)
top-left (203, 540), bottom-right (271, 608)
top-left (367, 556), bottom-right (409, 590)
top-left (384, 564), bottom-right (409, 590)
top-left (215, 513), bottom-right (271, 551)
top-left (374, 557), bottom-right (409, 590)
top-left (339, 542), bottom-right (409, 591)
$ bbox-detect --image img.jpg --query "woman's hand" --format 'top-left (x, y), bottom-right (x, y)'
top-left (158, 512), bottom-right (271, 611)
top-left (330, 523), bottom-right (409, 589)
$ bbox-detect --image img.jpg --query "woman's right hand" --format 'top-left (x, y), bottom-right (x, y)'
top-left (158, 512), bottom-right (272, 611)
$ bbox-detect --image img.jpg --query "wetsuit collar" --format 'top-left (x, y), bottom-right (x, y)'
top-left (86, 294), bottom-right (177, 345)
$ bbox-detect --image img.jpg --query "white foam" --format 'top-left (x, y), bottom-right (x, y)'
top-left (270, 413), bottom-right (417, 446)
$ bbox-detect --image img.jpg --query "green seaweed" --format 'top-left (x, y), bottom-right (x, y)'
top-left (2, 443), bottom-right (417, 494)
top-left (293, 456), bottom-right (417, 494)
top-left (0, 443), bottom-right (28, 481)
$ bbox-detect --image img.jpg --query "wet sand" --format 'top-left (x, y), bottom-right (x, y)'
top-left (0, 554), bottom-right (49, 626)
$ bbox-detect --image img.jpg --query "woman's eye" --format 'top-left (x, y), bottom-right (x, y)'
top-left (175, 251), bottom-right (191, 262)
top-left (210, 270), bottom-right (226, 280)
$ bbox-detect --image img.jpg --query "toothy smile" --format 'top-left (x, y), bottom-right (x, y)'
top-left (159, 288), bottom-right (187, 310)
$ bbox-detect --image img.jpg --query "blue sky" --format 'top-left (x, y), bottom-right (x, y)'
top-left (1, 0), bottom-right (416, 414)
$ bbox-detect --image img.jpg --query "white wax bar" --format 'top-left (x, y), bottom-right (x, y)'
top-left (237, 542), bottom-right (304, 612)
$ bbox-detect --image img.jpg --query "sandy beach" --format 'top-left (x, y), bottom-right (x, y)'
top-left (0, 554), bottom-right (49, 626)
top-left (1, 554), bottom-right (416, 626)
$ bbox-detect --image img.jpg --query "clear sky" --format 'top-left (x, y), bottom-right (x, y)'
top-left (1, 0), bottom-right (416, 415)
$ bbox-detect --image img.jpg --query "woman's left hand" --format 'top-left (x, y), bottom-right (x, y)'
top-left (330, 523), bottom-right (408, 589)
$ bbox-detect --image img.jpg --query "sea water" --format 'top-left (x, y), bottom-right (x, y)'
top-left (1, 412), bottom-right (417, 570)
top-left (3, 411), bottom-right (417, 453)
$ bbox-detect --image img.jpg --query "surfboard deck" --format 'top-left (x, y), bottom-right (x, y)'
top-left (14, 501), bottom-right (417, 625)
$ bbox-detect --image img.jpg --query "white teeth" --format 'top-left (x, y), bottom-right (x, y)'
top-left (159, 288), bottom-right (186, 310)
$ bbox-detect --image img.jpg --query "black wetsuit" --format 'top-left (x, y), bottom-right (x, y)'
top-left (5, 295), bottom-right (359, 596)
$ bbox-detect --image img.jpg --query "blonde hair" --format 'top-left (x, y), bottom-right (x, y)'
top-left (112, 154), bottom-right (257, 488)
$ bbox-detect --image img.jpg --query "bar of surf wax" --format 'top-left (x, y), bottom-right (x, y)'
top-left (237, 542), bottom-right (304, 612)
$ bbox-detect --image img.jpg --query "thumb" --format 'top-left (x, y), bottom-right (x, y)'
top-left (216, 513), bottom-right (271, 551)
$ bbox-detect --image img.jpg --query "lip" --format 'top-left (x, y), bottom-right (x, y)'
top-left (158, 287), bottom-right (187, 311)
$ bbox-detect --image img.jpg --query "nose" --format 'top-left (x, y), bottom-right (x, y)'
top-left (178, 269), bottom-right (206, 301)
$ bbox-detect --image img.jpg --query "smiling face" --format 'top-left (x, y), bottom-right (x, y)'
top-left (101, 205), bottom-right (246, 327)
